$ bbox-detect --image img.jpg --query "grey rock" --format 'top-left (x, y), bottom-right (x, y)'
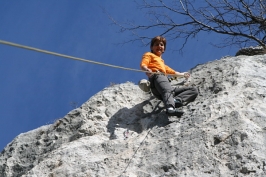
top-left (235, 46), bottom-right (266, 56)
top-left (1, 55), bottom-right (266, 177)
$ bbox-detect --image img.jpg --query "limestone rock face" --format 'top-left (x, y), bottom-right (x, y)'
top-left (235, 46), bottom-right (266, 56)
top-left (1, 55), bottom-right (266, 177)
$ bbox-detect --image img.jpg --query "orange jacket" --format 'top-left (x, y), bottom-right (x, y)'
top-left (140, 52), bottom-right (176, 75)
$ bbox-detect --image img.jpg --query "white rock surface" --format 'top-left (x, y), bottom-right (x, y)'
top-left (1, 55), bottom-right (266, 177)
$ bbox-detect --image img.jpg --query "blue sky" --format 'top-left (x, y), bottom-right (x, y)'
top-left (0, 0), bottom-right (238, 151)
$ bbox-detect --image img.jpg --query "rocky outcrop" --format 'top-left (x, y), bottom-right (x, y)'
top-left (235, 46), bottom-right (266, 56)
top-left (0, 54), bottom-right (266, 177)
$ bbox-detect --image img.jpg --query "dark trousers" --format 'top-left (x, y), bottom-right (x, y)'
top-left (149, 74), bottom-right (198, 108)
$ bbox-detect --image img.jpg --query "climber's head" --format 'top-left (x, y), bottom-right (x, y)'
top-left (150, 36), bottom-right (166, 56)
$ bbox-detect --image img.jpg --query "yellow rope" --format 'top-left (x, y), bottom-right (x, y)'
top-left (0, 39), bottom-right (178, 77)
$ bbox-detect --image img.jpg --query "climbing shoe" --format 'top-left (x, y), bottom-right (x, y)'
top-left (166, 107), bottom-right (184, 117)
top-left (174, 98), bottom-right (183, 108)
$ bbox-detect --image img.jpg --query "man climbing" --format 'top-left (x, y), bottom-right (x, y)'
top-left (140, 36), bottom-right (198, 116)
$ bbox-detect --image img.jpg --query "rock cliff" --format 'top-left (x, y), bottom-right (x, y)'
top-left (0, 54), bottom-right (266, 177)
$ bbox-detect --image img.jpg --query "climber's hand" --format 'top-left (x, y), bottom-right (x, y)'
top-left (184, 72), bottom-right (190, 79)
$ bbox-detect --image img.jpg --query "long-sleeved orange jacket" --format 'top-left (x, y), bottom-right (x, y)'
top-left (140, 52), bottom-right (176, 75)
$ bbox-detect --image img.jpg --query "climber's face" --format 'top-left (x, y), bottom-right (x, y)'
top-left (151, 41), bottom-right (165, 57)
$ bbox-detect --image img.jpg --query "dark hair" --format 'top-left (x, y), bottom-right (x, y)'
top-left (150, 36), bottom-right (167, 52)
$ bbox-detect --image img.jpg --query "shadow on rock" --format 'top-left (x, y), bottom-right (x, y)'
top-left (106, 97), bottom-right (171, 140)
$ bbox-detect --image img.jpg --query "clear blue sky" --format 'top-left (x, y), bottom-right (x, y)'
top-left (0, 0), bottom-right (238, 151)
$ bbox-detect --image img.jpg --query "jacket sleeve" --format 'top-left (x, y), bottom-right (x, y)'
top-left (165, 65), bottom-right (176, 75)
top-left (140, 52), bottom-right (151, 68)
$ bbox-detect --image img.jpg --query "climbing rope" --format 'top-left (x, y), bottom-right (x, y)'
top-left (0, 40), bottom-right (177, 77)
top-left (0, 40), bottom-right (145, 73)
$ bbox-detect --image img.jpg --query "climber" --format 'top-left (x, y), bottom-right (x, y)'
top-left (140, 36), bottom-right (198, 116)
